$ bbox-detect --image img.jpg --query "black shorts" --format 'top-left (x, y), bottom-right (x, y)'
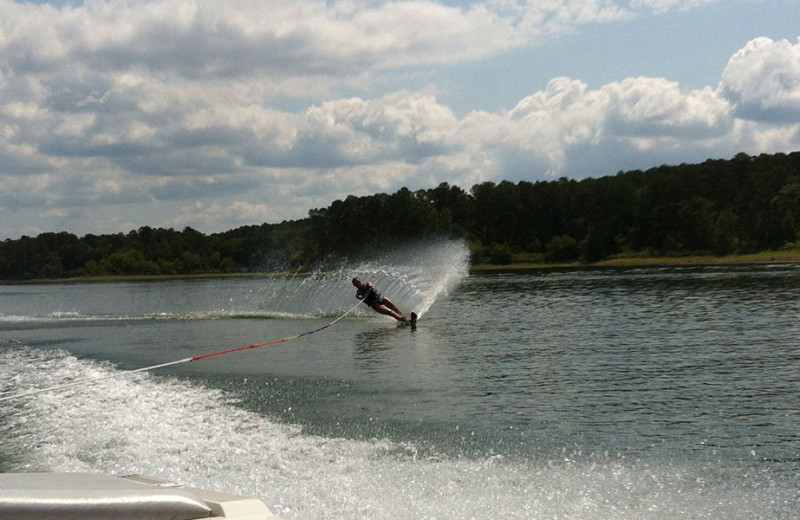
top-left (366, 295), bottom-right (385, 309)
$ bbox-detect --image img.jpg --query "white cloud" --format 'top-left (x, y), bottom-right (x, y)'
top-left (454, 75), bottom-right (733, 175)
top-left (0, 0), bottom-right (639, 89)
top-left (166, 200), bottom-right (276, 231)
top-left (506, 77), bottom-right (607, 168)
top-left (603, 77), bottom-right (732, 139)
top-left (629, 0), bottom-right (717, 14)
top-left (489, 0), bottom-right (631, 35)
top-left (720, 36), bottom-right (800, 122)
top-left (630, 0), bottom-right (724, 13)
top-left (0, 1), bottom-right (799, 239)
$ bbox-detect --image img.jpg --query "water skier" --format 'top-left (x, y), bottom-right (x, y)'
top-left (352, 277), bottom-right (415, 325)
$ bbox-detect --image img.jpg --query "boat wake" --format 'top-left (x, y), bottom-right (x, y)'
top-left (1, 342), bottom-right (794, 520)
top-left (0, 309), bottom-right (306, 330)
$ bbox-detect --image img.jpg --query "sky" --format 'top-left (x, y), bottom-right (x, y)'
top-left (2, 0), bottom-right (800, 240)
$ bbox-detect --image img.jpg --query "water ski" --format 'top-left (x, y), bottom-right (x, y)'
top-left (398, 312), bottom-right (417, 328)
top-left (401, 312), bottom-right (417, 329)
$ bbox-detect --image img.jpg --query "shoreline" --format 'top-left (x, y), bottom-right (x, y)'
top-left (4, 251), bottom-right (800, 284)
top-left (0, 271), bottom-right (274, 285)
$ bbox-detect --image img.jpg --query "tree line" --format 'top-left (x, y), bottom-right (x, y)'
top-left (3, 151), bottom-right (800, 280)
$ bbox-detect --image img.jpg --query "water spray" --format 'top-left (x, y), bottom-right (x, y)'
top-left (0, 239), bottom-right (470, 404)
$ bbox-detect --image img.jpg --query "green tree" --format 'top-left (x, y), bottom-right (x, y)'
top-left (545, 235), bottom-right (579, 262)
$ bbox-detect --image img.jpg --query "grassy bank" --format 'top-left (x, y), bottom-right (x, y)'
top-left (471, 249), bottom-right (800, 271)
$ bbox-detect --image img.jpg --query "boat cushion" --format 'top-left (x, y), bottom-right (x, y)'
top-left (0, 473), bottom-right (212, 520)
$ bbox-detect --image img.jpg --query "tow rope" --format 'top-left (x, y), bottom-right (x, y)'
top-left (0, 296), bottom-right (367, 403)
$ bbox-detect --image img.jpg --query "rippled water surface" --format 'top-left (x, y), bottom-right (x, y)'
top-left (1, 245), bottom-right (798, 519)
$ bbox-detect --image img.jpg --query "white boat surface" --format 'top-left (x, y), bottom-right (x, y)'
top-left (0, 472), bottom-right (282, 520)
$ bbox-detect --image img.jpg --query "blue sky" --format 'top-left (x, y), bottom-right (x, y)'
top-left (2, 0), bottom-right (800, 239)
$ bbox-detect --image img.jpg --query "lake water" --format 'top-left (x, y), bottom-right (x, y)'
top-left (1, 241), bottom-right (798, 519)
